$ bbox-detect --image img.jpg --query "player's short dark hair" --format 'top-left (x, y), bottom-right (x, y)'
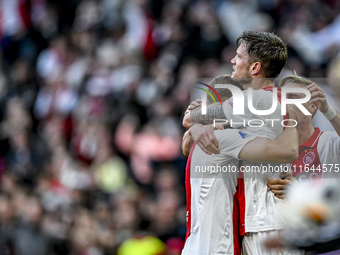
top-left (206, 75), bottom-right (243, 104)
top-left (279, 75), bottom-right (317, 118)
top-left (236, 31), bottom-right (288, 78)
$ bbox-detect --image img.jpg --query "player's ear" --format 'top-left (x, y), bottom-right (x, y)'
top-left (308, 103), bottom-right (317, 115)
top-left (251, 62), bottom-right (261, 75)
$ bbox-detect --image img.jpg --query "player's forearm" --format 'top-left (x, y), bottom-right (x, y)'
top-left (273, 121), bottom-right (299, 162)
top-left (189, 105), bottom-right (226, 126)
top-left (256, 121), bottom-right (299, 163)
top-left (182, 130), bottom-right (191, 156)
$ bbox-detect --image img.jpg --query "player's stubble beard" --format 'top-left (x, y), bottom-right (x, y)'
top-left (231, 64), bottom-right (253, 86)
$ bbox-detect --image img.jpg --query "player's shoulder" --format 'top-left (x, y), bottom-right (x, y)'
top-left (317, 131), bottom-right (340, 154)
top-left (243, 88), bottom-right (274, 100)
top-left (214, 128), bottom-right (239, 139)
top-left (214, 129), bottom-right (251, 144)
top-left (319, 131), bottom-right (340, 143)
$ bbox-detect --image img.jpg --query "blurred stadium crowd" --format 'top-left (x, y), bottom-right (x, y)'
top-left (1, 0), bottom-right (340, 254)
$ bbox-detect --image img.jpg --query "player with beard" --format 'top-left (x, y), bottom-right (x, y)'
top-left (182, 74), bottom-right (299, 255)
top-left (182, 31), bottom-right (305, 254)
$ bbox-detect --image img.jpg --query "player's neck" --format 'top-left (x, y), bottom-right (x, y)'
top-left (297, 122), bottom-right (315, 145)
top-left (251, 78), bottom-right (274, 90)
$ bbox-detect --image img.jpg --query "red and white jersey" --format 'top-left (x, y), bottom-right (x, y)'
top-left (182, 129), bottom-right (256, 255)
top-left (223, 86), bottom-right (284, 140)
top-left (290, 128), bottom-right (340, 180)
top-left (223, 86), bottom-right (288, 234)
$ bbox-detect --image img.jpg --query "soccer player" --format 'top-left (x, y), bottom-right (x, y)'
top-left (266, 75), bottom-right (340, 254)
top-left (268, 75), bottom-right (340, 195)
top-left (183, 31), bottom-right (288, 154)
top-left (182, 75), bottom-right (299, 255)
top-left (183, 31), bottom-right (300, 254)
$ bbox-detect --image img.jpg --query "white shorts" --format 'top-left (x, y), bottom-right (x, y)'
top-left (242, 231), bottom-right (304, 255)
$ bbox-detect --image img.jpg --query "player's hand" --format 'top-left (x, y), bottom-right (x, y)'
top-left (183, 113), bottom-right (191, 129)
top-left (185, 98), bottom-right (202, 115)
top-left (182, 130), bottom-right (191, 156)
top-left (189, 124), bottom-right (221, 155)
top-left (183, 99), bottom-right (202, 129)
top-left (264, 235), bottom-right (284, 249)
top-left (267, 174), bottom-right (295, 199)
top-left (307, 83), bottom-right (329, 113)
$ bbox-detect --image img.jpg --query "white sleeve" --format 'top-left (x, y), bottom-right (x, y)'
top-left (222, 90), bottom-right (266, 128)
top-left (318, 131), bottom-right (340, 179)
top-left (318, 131), bottom-right (340, 160)
top-left (205, 129), bottom-right (256, 166)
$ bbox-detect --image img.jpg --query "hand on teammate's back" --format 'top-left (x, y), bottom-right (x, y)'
top-left (189, 123), bottom-right (221, 155)
top-left (267, 172), bottom-right (296, 199)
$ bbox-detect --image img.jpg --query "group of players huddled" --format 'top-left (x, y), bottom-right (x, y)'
top-left (181, 31), bottom-right (340, 255)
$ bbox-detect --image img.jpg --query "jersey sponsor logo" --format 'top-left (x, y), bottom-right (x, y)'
top-left (238, 131), bottom-right (250, 139)
top-left (303, 151), bottom-right (316, 165)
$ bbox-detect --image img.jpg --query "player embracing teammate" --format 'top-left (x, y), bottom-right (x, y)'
top-left (181, 31), bottom-right (305, 255)
top-left (181, 30), bottom-right (340, 254)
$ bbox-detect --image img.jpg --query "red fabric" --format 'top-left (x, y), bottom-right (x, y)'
top-left (184, 143), bottom-right (196, 243)
top-left (166, 237), bottom-right (184, 252)
top-left (143, 16), bottom-right (157, 60)
top-left (19, 0), bottom-right (31, 28)
top-left (290, 128), bottom-right (323, 177)
top-left (233, 172), bottom-right (242, 255)
top-left (237, 161), bottom-right (246, 236)
top-left (62, 115), bottom-right (74, 143)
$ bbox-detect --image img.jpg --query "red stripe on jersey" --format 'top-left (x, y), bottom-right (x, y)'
top-left (237, 87), bottom-right (287, 236)
top-left (237, 161), bottom-right (246, 236)
top-left (290, 128), bottom-right (323, 177)
top-left (184, 143), bottom-right (196, 243)
top-left (233, 173), bottom-right (242, 255)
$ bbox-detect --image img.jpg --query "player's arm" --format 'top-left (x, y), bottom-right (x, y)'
top-left (267, 172), bottom-right (296, 199)
top-left (240, 110), bottom-right (299, 199)
top-left (238, 117), bottom-right (299, 163)
top-left (182, 130), bottom-right (191, 156)
top-left (189, 124), bottom-right (220, 155)
top-left (308, 83), bottom-right (340, 138)
top-left (183, 99), bottom-right (223, 155)
top-left (183, 104), bottom-right (226, 129)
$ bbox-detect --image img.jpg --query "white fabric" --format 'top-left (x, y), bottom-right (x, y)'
top-left (318, 131), bottom-right (340, 178)
top-left (224, 88), bottom-right (288, 233)
top-left (223, 88), bottom-right (283, 140)
top-left (242, 231), bottom-right (303, 255)
top-left (182, 129), bottom-right (256, 255)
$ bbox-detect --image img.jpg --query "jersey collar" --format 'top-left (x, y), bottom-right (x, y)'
top-left (262, 86), bottom-right (281, 92)
top-left (300, 128), bottom-right (322, 148)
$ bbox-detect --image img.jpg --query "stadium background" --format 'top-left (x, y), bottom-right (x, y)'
top-left (0, 0), bottom-right (340, 254)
